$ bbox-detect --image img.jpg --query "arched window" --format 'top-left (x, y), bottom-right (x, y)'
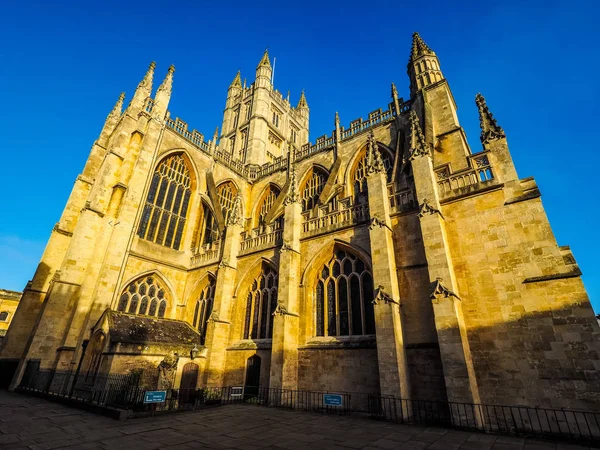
top-left (243, 266), bottom-right (278, 340)
top-left (138, 155), bottom-right (191, 250)
top-left (0, 311), bottom-right (8, 321)
top-left (192, 277), bottom-right (216, 345)
top-left (117, 275), bottom-right (169, 318)
top-left (301, 166), bottom-right (328, 212)
top-left (200, 203), bottom-right (219, 248)
top-left (352, 146), bottom-right (393, 199)
top-left (217, 181), bottom-right (238, 224)
top-left (315, 249), bottom-right (375, 337)
top-left (256, 184), bottom-right (280, 230)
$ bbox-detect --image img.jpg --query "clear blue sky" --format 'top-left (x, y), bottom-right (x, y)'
top-left (0, 1), bottom-right (598, 310)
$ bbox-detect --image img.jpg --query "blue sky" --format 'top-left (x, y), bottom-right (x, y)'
top-left (0, 0), bottom-right (599, 309)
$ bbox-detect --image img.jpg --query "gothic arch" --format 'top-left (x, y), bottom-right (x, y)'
top-left (343, 140), bottom-right (394, 197)
top-left (233, 257), bottom-right (278, 299)
top-left (251, 182), bottom-right (282, 228)
top-left (184, 270), bottom-right (217, 309)
top-left (215, 179), bottom-right (240, 225)
top-left (114, 270), bottom-right (178, 318)
top-left (298, 164), bottom-right (330, 212)
top-left (154, 148), bottom-right (199, 191)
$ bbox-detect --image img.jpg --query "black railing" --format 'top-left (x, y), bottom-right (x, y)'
top-left (368, 395), bottom-right (600, 444)
top-left (16, 365), bottom-right (600, 444)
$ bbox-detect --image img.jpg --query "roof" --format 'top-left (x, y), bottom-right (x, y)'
top-left (0, 289), bottom-right (22, 302)
top-left (105, 310), bottom-right (202, 346)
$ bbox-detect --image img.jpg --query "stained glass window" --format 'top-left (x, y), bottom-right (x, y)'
top-left (243, 266), bottom-right (278, 339)
top-left (301, 166), bottom-right (328, 212)
top-left (352, 146), bottom-right (393, 199)
top-left (117, 275), bottom-right (169, 318)
top-left (192, 277), bottom-right (216, 345)
top-left (217, 181), bottom-right (238, 224)
top-left (137, 155), bottom-right (191, 250)
top-left (257, 185), bottom-right (280, 229)
top-left (315, 249), bottom-right (375, 337)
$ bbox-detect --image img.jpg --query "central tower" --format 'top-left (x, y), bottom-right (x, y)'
top-left (219, 50), bottom-right (309, 167)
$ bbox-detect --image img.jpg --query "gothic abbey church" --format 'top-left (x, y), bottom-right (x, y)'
top-left (1, 33), bottom-right (598, 411)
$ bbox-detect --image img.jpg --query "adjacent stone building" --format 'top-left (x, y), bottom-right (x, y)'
top-left (0, 289), bottom-right (21, 341)
top-left (1, 33), bottom-right (598, 411)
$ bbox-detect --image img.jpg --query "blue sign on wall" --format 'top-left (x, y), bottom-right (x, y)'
top-left (144, 390), bottom-right (167, 403)
top-left (323, 394), bottom-right (343, 406)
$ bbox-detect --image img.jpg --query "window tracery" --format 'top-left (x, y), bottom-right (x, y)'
top-left (200, 203), bottom-right (219, 248)
top-left (301, 167), bottom-right (328, 211)
top-left (217, 181), bottom-right (238, 225)
top-left (243, 266), bottom-right (278, 340)
top-left (315, 249), bottom-right (375, 337)
top-left (352, 146), bottom-right (393, 198)
top-left (117, 275), bottom-right (168, 318)
top-left (192, 277), bottom-right (216, 345)
top-left (137, 154), bottom-right (191, 250)
top-left (256, 185), bottom-right (280, 229)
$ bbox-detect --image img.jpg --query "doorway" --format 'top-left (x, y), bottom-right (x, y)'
top-left (179, 362), bottom-right (199, 407)
top-left (244, 355), bottom-right (261, 400)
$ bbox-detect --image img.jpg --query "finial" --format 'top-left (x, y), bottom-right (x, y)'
top-left (365, 130), bottom-right (385, 175)
top-left (475, 93), bottom-right (506, 144)
top-left (157, 65), bottom-right (175, 94)
top-left (230, 70), bottom-right (242, 88)
top-left (410, 32), bottom-right (434, 60)
top-left (136, 61), bottom-right (156, 91)
top-left (213, 126), bottom-right (219, 142)
top-left (257, 49), bottom-right (271, 68)
top-left (408, 110), bottom-right (431, 159)
top-left (107, 92), bottom-right (125, 120)
top-left (297, 90), bottom-right (308, 109)
top-left (335, 111), bottom-right (340, 127)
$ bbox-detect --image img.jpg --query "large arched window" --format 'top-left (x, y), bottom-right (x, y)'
top-left (217, 181), bottom-right (238, 224)
top-left (243, 266), bottom-right (278, 340)
top-left (192, 277), bottom-right (216, 345)
top-left (315, 249), bottom-right (375, 337)
top-left (138, 155), bottom-right (191, 250)
top-left (352, 146), bottom-right (393, 199)
top-left (301, 166), bottom-right (328, 212)
top-left (255, 184), bottom-right (280, 230)
top-left (117, 275), bottom-right (169, 318)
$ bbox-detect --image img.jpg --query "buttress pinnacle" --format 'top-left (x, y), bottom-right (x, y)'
top-left (297, 90), bottom-right (308, 109)
top-left (476, 93), bottom-right (506, 144)
top-left (157, 65), bottom-right (175, 94)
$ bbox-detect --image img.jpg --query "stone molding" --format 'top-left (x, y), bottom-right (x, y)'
top-left (368, 216), bottom-right (391, 232)
top-left (429, 278), bottom-right (460, 304)
top-left (418, 199), bottom-right (444, 219)
top-left (372, 285), bottom-right (400, 306)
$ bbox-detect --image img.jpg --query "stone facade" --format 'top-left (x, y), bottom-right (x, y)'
top-left (0, 289), bottom-right (21, 341)
top-left (1, 33), bottom-right (599, 411)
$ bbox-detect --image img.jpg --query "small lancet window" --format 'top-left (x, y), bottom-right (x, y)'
top-left (192, 277), bottom-right (216, 345)
top-left (301, 166), bottom-right (328, 212)
top-left (137, 154), bottom-right (191, 250)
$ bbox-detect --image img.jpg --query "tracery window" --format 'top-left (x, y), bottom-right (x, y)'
top-left (256, 185), bottom-right (280, 229)
top-left (243, 266), bottom-right (278, 340)
top-left (352, 147), bottom-right (393, 199)
top-left (201, 203), bottom-right (219, 247)
top-left (301, 166), bottom-right (328, 211)
top-left (217, 181), bottom-right (238, 224)
top-left (192, 277), bottom-right (216, 345)
top-left (138, 155), bottom-right (191, 250)
top-left (315, 249), bottom-right (375, 337)
top-left (0, 311), bottom-right (8, 321)
top-left (117, 275), bottom-right (168, 318)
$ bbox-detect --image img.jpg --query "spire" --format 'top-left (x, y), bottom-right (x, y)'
top-left (365, 130), bottom-right (385, 175)
top-left (410, 32), bottom-right (435, 61)
top-left (107, 92), bottom-right (125, 121)
top-left (297, 90), bottom-right (308, 109)
top-left (230, 70), bottom-right (242, 88)
top-left (408, 110), bottom-right (431, 159)
top-left (157, 65), bottom-right (175, 95)
top-left (476, 93), bottom-right (506, 145)
top-left (129, 62), bottom-right (155, 112)
top-left (257, 49), bottom-right (271, 68)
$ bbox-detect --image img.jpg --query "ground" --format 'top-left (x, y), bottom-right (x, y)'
top-left (0, 391), bottom-right (591, 450)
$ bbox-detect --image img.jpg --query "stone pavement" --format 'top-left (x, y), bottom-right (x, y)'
top-left (0, 390), bottom-right (592, 450)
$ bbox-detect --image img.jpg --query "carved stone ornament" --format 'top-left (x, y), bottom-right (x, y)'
top-left (368, 216), bottom-right (391, 231)
top-left (51, 270), bottom-right (62, 283)
top-left (272, 301), bottom-right (299, 317)
top-left (283, 164), bottom-right (300, 205)
top-left (372, 285), bottom-right (400, 306)
top-left (279, 242), bottom-right (296, 254)
top-left (418, 198), bottom-right (443, 219)
top-left (429, 278), bottom-right (460, 304)
top-left (475, 93), bottom-right (506, 145)
top-left (157, 352), bottom-right (179, 390)
top-left (218, 259), bottom-right (231, 269)
top-left (226, 194), bottom-right (244, 227)
top-left (408, 110), bottom-right (431, 160)
top-left (365, 131), bottom-right (385, 175)
top-left (207, 310), bottom-right (220, 323)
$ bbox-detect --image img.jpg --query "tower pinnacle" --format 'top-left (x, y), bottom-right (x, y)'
top-left (476, 93), bottom-right (506, 145)
top-left (407, 33), bottom-right (444, 96)
top-left (257, 49), bottom-right (271, 68)
top-left (230, 70), bottom-right (242, 88)
top-left (157, 65), bottom-right (175, 95)
top-left (297, 90), bottom-right (308, 110)
top-left (410, 32), bottom-right (435, 61)
top-left (128, 62), bottom-right (156, 112)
